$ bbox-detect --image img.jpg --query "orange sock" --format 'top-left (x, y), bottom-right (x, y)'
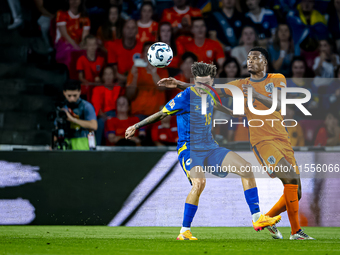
top-left (265, 195), bottom-right (286, 217)
top-left (284, 184), bottom-right (301, 234)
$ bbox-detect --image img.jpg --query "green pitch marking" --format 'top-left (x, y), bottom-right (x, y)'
top-left (0, 226), bottom-right (339, 255)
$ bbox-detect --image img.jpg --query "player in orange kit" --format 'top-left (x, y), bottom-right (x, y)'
top-left (158, 47), bottom-right (314, 240)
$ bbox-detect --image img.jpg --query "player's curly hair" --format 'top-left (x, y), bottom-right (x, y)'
top-left (191, 61), bottom-right (217, 78)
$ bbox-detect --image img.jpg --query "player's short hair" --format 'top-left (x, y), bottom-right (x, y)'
top-left (191, 61), bottom-right (217, 78)
top-left (63, 80), bottom-right (81, 91)
top-left (249, 47), bottom-right (269, 62)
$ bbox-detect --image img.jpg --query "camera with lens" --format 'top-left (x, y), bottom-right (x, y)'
top-left (49, 102), bottom-right (70, 150)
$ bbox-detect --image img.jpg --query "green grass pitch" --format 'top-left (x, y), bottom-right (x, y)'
top-left (0, 226), bottom-right (339, 255)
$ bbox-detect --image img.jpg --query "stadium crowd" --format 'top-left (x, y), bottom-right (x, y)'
top-left (8, 0), bottom-right (340, 147)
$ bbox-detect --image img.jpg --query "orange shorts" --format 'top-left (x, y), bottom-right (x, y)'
top-left (252, 139), bottom-right (300, 178)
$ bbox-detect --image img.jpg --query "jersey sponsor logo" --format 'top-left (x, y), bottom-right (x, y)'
top-left (195, 105), bottom-right (200, 111)
top-left (186, 158), bottom-right (192, 166)
top-left (206, 50), bottom-right (213, 58)
top-left (267, 156), bottom-right (276, 165)
top-left (169, 99), bottom-right (175, 109)
top-left (265, 83), bottom-right (274, 93)
top-left (96, 65), bottom-right (101, 71)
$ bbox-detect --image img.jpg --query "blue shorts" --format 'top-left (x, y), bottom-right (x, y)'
top-left (178, 147), bottom-right (231, 183)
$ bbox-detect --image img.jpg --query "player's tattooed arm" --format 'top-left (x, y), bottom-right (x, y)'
top-left (125, 111), bottom-right (168, 139)
top-left (242, 84), bottom-right (281, 111)
top-left (135, 111), bottom-right (168, 128)
top-left (157, 77), bottom-right (192, 91)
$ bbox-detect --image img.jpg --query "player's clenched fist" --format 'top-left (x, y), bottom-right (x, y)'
top-left (125, 125), bottom-right (136, 139)
top-left (157, 77), bottom-right (179, 88)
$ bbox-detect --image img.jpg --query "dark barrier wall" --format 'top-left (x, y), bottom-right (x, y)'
top-left (0, 151), bottom-right (166, 225)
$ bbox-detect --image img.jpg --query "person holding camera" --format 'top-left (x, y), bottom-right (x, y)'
top-left (57, 80), bottom-right (98, 150)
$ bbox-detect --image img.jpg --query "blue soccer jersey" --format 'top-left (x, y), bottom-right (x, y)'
top-left (162, 87), bottom-right (218, 152)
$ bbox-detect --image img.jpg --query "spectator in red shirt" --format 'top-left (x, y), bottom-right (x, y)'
top-left (106, 19), bottom-right (143, 85)
top-left (157, 22), bottom-right (185, 69)
top-left (76, 34), bottom-right (105, 98)
top-left (105, 96), bottom-right (141, 146)
top-left (183, 17), bottom-right (225, 73)
top-left (92, 66), bottom-right (122, 117)
top-left (126, 41), bottom-right (168, 118)
top-left (151, 114), bottom-right (178, 146)
top-left (92, 66), bottom-right (123, 145)
top-left (160, 0), bottom-right (202, 31)
top-left (315, 111), bottom-right (340, 146)
top-left (55, 0), bottom-right (90, 69)
top-left (136, 2), bottom-right (158, 44)
top-left (96, 5), bottom-right (125, 49)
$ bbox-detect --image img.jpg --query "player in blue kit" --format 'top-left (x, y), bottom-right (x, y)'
top-left (125, 62), bottom-right (281, 240)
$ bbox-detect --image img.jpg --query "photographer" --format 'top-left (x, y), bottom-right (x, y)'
top-left (54, 80), bottom-right (98, 150)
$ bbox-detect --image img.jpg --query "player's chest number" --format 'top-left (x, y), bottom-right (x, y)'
top-left (205, 113), bottom-right (211, 126)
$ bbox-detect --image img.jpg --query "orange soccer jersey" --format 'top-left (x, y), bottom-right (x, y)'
top-left (106, 39), bottom-right (143, 75)
top-left (161, 6), bottom-right (202, 28)
top-left (183, 38), bottom-right (225, 64)
top-left (91, 84), bottom-right (122, 115)
top-left (56, 10), bottom-right (90, 44)
top-left (126, 67), bottom-right (168, 116)
top-left (136, 21), bottom-right (158, 44)
top-left (222, 73), bottom-right (289, 147)
top-left (76, 55), bottom-right (105, 82)
top-left (223, 73), bottom-right (298, 175)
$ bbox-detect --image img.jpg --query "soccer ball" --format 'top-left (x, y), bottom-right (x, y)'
top-left (147, 42), bottom-right (173, 68)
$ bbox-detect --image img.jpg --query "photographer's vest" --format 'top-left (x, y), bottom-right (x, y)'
top-left (64, 99), bottom-right (89, 139)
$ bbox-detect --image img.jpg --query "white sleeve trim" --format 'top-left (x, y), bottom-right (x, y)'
top-left (56, 22), bottom-right (67, 26)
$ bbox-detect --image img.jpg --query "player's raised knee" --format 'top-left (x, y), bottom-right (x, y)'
top-left (191, 178), bottom-right (206, 193)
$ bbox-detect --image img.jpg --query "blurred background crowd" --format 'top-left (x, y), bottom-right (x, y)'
top-left (2, 0), bottom-right (340, 149)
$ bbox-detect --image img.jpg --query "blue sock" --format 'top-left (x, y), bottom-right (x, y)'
top-left (182, 203), bottom-right (198, 227)
top-left (244, 187), bottom-right (260, 215)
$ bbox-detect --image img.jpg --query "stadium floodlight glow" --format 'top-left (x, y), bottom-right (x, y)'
top-left (201, 84), bottom-right (312, 116)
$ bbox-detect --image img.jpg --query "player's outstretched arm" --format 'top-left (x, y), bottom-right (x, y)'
top-left (125, 111), bottom-right (168, 139)
top-left (242, 84), bottom-right (281, 111)
top-left (157, 77), bottom-right (192, 91)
